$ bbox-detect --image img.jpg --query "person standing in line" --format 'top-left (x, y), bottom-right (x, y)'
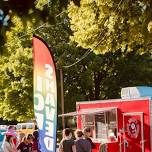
top-left (17, 134), bottom-right (33, 152)
top-left (32, 131), bottom-right (41, 152)
top-left (58, 128), bottom-right (76, 152)
top-left (75, 129), bottom-right (91, 152)
top-left (7, 126), bottom-right (17, 148)
top-left (83, 127), bottom-right (96, 151)
top-left (26, 134), bottom-right (33, 152)
top-left (1, 130), bottom-right (17, 152)
top-left (17, 134), bottom-right (26, 147)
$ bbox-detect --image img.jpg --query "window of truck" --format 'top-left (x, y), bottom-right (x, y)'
top-left (81, 109), bottom-right (118, 143)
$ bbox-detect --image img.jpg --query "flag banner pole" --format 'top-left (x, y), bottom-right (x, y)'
top-left (33, 35), bottom-right (57, 152)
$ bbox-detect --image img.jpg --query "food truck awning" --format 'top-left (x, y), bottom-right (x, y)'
top-left (58, 107), bottom-right (117, 117)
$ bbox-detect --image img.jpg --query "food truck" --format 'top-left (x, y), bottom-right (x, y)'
top-left (60, 87), bottom-right (152, 152)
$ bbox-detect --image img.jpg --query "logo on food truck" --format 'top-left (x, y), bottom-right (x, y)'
top-left (127, 118), bottom-right (140, 138)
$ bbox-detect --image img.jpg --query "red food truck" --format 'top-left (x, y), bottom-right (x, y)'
top-left (60, 87), bottom-right (152, 152)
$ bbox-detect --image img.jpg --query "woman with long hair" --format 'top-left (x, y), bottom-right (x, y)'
top-left (75, 129), bottom-right (91, 152)
top-left (58, 128), bottom-right (76, 152)
top-left (32, 131), bottom-right (41, 152)
top-left (2, 130), bottom-right (17, 152)
top-left (83, 127), bottom-right (96, 152)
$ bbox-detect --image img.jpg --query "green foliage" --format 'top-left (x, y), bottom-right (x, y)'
top-left (0, 0), bottom-right (151, 124)
top-left (35, 9), bottom-right (152, 115)
top-left (0, 15), bottom-right (40, 121)
top-left (63, 50), bottom-right (152, 104)
top-left (68, 0), bottom-right (152, 54)
top-left (0, 49), bottom-right (33, 121)
top-left (0, 54), bottom-right (33, 120)
top-left (36, 0), bottom-right (48, 10)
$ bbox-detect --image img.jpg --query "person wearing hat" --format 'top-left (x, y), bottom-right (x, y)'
top-left (1, 130), bottom-right (17, 152)
top-left (7, 125), bottom-right (17, 147)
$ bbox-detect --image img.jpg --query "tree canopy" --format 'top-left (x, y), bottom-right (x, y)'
top-left (0, 15), bottom-right (37, 121)
top-left (0, 0), bottom-right (151, 122)
top-left (68, 0), bottom-right (152, 54)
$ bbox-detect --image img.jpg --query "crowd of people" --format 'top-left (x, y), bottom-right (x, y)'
top-left (58, 127), bottom-right (96, 152)
top-left (1, 125), bottom-right (40, 152)
top-left (1, 125), bottom-right (106, 152)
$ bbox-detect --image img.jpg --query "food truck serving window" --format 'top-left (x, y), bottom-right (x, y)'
top-left (81, 108), bottom-right (118, 142)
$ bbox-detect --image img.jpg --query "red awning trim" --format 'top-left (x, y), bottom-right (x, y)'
top-left (58, 107), bottom-right (117, 117)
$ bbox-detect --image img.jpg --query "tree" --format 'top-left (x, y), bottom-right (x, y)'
top-left (0, 0), bottom-right (151, 123)
top-left (0, 48), bottom-right (33, 121)
top-left (0, 0), bottom-right (73, 121)
top-left (68, 0), bottom-right (152, 54)
top-left (0, 14), bottom-right (41, 121)
top-left (62, 49), bottom-right (152, 113)
top-left (35, 10), bottom-right (152, 113)
top-left (0, 0), bottom-right (37, 53)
